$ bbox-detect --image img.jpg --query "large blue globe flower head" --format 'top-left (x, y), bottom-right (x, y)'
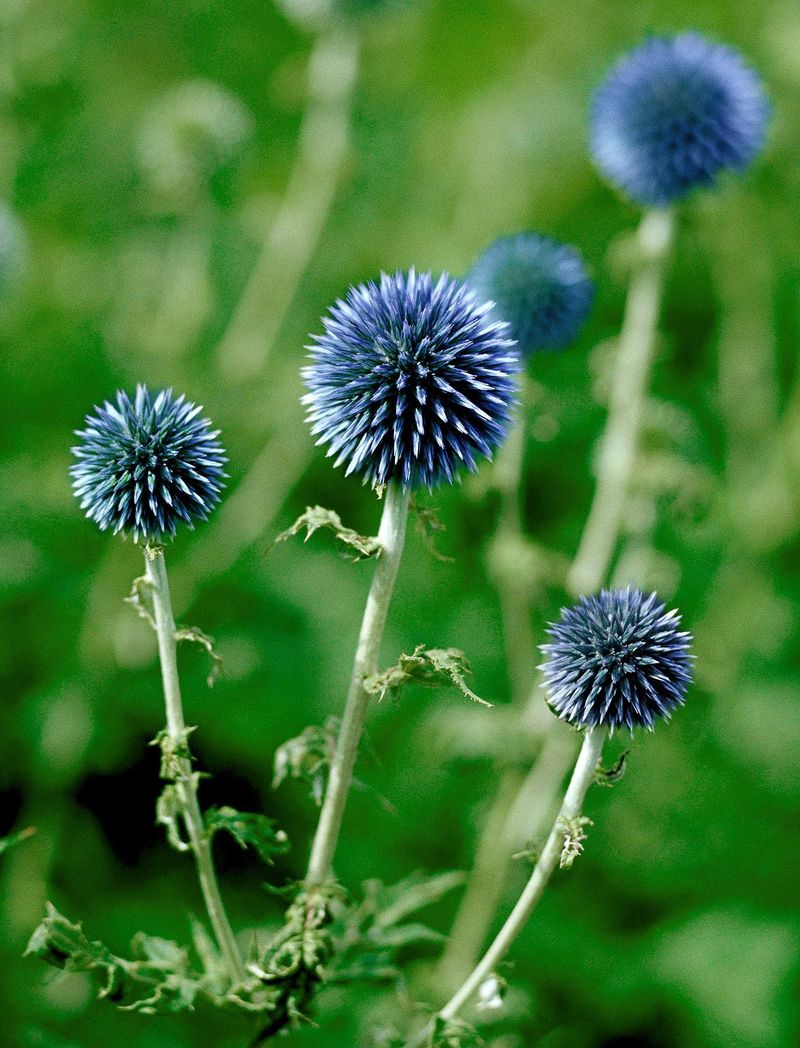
top-left (467, 233), bottom-right (594, 356)
top-left (590, 33), bottom-right (770, 206)
top-left (303, 270), bottom-right (519, 490)
top-left (540, 588), bottom-right (692, 732)
top-left (71, 386), bottom-right (226, 544)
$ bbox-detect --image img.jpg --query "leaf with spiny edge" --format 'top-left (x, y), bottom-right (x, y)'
top-left (364, 645), bottom-right (491, 707)
top-left (270, 505), bottom-right (381, 560)
top-left (205, 806), bottom-right (289, 865)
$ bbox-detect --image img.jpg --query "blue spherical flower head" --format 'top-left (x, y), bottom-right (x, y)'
top-left (71, 386), bottom-right (226, 544)
top-left (467, 234), bottom-right (594, 355)
top-left (302, 270), bottom-right (519, 490)
top-left (590, 33), bottom-right (770, 206)
top-left (540, 588), bottom-right (692, 732)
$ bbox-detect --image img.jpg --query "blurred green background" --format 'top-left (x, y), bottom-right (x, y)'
top-left (1, 0), bottom-right (799, 1045)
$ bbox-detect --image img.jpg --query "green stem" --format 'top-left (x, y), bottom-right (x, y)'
top-left (144, 547), bottom-right (245, 984)
top-left (408, 728), bottom-right (606, 1045)
top-left (305, 482), bottom-right (411, 886)
top-left (438, 210), bottom-right (674, 993)
top-left (217, 25), bottom-right (360, 380)
top-left (568, 207), bottom-right (674, 596)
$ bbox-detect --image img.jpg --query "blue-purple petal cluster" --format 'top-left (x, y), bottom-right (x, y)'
top-left (467, 233), bottom-right (594, 355)
top-left (302, 270), bottom-right (519, 490)
top-left (71, 386), bottom-right (226, 544)
top-left (540, 588), bottom-right (692, 732)
top-left (590, 33), bottom-right (770, 206)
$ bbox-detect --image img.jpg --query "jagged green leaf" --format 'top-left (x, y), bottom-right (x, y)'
top-left (175, 625), bottom-right (223, 687)
top-left (594, 749), bottom-right (629, 786)
top-left (271, 505), bottom-right (381, 560)
top-left (25, 904), bottom-right (204, 1015)
top-left (205, 806), bottom-right (289, 865)
top-left (364, 645), bottom-right (491, 707)
top-left (273, 719), bottom-right (338, 805)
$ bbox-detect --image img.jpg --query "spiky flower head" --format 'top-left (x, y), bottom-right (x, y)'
top-left (302, 269), bottom-right (519, 490)
top-left (71, 386), bottom-right (226, 544)
top-left (467, 233), bottom-right (594, 355)
top-left (540, 588), bottom-right (692, 732)
top-left (590, 33), bottom-right (770, 206)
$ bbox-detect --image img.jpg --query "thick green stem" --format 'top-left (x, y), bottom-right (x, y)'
top-left (408, 728), bottom-right (606, 1045)
top-left (568, 207), bottom-right (674, 596)
top-left (305, 482), bottom-right (410, 886)
top-left (144, 548), bottom-right (245, 984)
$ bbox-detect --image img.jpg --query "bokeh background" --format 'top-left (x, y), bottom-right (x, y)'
top-left (1, 0), bottom-right (799, 1045)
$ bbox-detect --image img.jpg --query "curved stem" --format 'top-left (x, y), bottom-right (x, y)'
top-left (305, 482), bottom-right (411, 886)
top-left (568, 207), bottom-right (674, 597)
top-left (408, 728), bottom-right (606, 1045)
top-left (438, 211), bottom-right (673, 992)
top-left (217, 26), bottom-right (360, 380)
top-left (144, 548), bottom-right (246, 983)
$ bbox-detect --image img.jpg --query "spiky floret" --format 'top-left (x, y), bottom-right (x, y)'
top-left (467, 233), bottom-right (594, 355)
top-left (302, 269), bottom-right (519, 490)
top-left (71, 386), bottom-right (226, 544)
top-left (540, 588), bottom-right (692, 732)
top-left (590, 33), bottom-right (770, 206)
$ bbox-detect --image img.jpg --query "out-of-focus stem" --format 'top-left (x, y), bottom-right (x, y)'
top-left (408, 728), bottom-right (606, 1046)
top-left (217, 26), bottom-right (359, 380)
top-left (568, 207), bottom-right (674, 597)
top-left (144, 547), bottom-right (245, 984)
top-left (305, 483), bottom-right (410, 887)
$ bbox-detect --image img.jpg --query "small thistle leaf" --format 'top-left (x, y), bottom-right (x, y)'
top-left (174, 625), bottom-right (223, 687)
top-left (364, 645), bottom-right (491, 707)
top-left (273, 719), bottom-right (338, 805)
top-left (25, 904), bottom-right (203, 1015)
top-left (431, 1014), bottom-right (485, 1047)
top-left (124, 575), bottom-right (156, 630)
top-left (156, 784), bottom-right (191, 853)
top-left (204, 806), bottom-right (289, 865)
top-left (270, 506), bottom-right (381, 560)
top-left (594, 749), bottom-right (629, 787)
top-left (557, 815), bottom-right (593, 869)
top-left (411, 497), bottom-right (454, 562)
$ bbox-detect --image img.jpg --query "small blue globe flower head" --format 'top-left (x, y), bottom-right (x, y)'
top-left (467, 233), bottom-right (594, 356)
top-left (590, 33), bottom-right (770, 206)
top-left (71, 386), bottom-right (226, 544)
top-left (302, 269), bottom-right (519, 490)
top-left (540, 588), bottom-right (692, 732)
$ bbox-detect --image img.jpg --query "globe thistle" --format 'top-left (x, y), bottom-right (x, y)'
top-left (302, 270), bottom-right (519, 490)
top-left (71, 386), bottom-right (226, 544)
top-left (467, 234), bottom-right (594, 355)
top-left (590, 33), bottom-right (770, 206)
top-left (540, 588), bottom-right (692, 732)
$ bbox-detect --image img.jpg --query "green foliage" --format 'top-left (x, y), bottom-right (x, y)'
top-left (272, 506), bottom-right (382, 560)
top-left (329, 871), bottom-right (465, 982)
top-left (25, 904), bottom-right (206, 1015)
top-left (364, 645), bottom-right (491, 706)
top-left (273, 719), bottom-right (338, 805)
top-left (205, 807), bottom-right (289, 865)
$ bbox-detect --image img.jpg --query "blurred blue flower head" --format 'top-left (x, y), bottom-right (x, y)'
top-left (540, 588), bottom-right (692, 732)
top-left (303, 270), bottom-right (519, 490)
top-left (467, 233), bottom-right (594, 355)
top-left (71, 386), bottom-right (226, 544)
top-left (590, 33), bottom-right (770, 206)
